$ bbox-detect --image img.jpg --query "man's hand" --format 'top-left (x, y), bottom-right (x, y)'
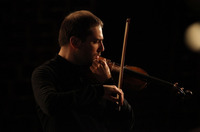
top-left (90, 57), bottom-right (112, 83)
top-left (103, 85), bottom-right (124, 106)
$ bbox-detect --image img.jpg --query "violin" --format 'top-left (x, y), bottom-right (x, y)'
top-left (104, 57), bottom-right (193, 97)
top-left (103, 18), bottom-right (192, 100)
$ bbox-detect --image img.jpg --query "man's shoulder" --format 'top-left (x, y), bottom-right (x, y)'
top-left (32, 55), bottom-right (72, 74)
top-left (32, 56), bottom-right (59, 73)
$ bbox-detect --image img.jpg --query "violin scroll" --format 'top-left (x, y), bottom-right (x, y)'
top-left (174, 82), bottom-right (193, 97)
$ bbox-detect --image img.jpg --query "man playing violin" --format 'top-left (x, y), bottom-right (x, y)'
top-left (31, 10), bottom-right (134, 132)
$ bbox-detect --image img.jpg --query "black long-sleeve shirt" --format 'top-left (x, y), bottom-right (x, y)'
top-left (31, 55), bottom-right (134, 132)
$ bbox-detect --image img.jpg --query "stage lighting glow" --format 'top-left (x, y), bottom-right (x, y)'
top-left (185, 22), bottom-right (200, 52)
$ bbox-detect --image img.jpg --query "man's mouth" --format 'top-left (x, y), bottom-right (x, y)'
top-left (96, 53), bottom-right (101, 59)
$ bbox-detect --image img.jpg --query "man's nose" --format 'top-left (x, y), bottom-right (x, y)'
top-left (98, 41), bottom-right (105, 52)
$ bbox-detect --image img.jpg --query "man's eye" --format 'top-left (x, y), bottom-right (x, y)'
top-left (96, 40), bottom-right (103, 43)
top-left (92, 40), bottom-right (103, 44)
top-left (93, 40), bottom-right (98, 43)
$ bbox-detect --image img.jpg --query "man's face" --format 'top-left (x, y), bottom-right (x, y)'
top-left (78, 25), bottom-right (104, 65)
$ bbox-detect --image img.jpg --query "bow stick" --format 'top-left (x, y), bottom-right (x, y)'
top-left (117, 18), bottom-right (131, 110)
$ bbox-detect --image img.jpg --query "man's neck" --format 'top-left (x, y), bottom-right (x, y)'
top-left (58, 46), bottom-right (71, 61)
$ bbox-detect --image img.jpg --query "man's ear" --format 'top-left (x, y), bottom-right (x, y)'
top-left (70, 36), bottom-right (81, 49)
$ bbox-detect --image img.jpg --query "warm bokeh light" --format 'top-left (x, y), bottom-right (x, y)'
top-left (185, 22), bottom-right (200, 52)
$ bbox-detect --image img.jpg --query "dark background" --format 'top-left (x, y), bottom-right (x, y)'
top-left (1, 0), bottom-right (200, 131)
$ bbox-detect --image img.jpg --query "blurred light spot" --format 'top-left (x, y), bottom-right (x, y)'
top-left (185, 22), bottom-right (200, 52)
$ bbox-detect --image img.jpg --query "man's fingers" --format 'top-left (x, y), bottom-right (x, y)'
top-left (98, 58), bottom-right (107, 67)
top-left (108, 96), bottom-right (120, 102)
top-left (92, 59), bottom-right (99, 67)
top-left (117, 89), bottom-right (124, 106)
top-left (103, 85), bottom-right (124, 106)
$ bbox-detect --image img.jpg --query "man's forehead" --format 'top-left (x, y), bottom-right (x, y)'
top-left (88, 26), bottom-right (103, 40)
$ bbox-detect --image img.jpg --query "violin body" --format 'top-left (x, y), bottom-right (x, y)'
top-left (111, 65), bottom-right (148, 91)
